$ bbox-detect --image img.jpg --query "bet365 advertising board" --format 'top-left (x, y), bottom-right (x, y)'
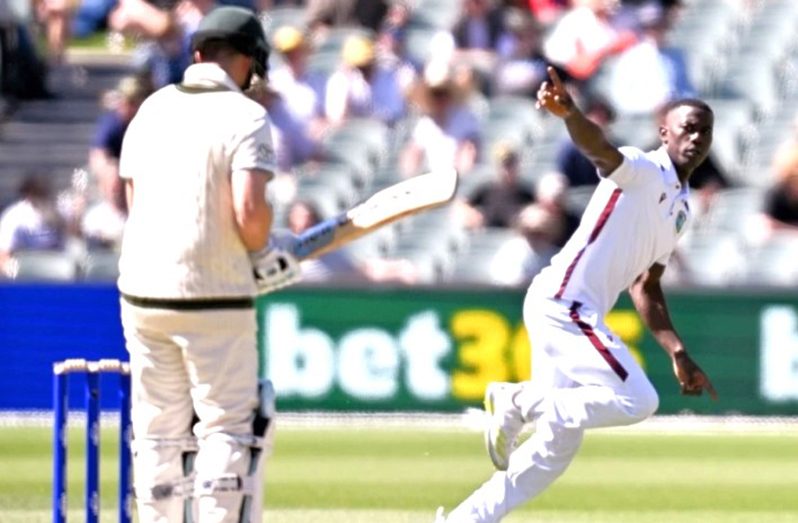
top-left (1, 284), bottom-right (797, 414)
top-left (257, 287), bottom-right (798, 415)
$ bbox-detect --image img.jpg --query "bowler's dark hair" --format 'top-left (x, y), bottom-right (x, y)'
top-left (662, 98), bottom-right (713, 117)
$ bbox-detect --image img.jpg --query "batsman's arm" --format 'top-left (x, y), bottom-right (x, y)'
top-left (536, 66), bottom-right (622, 176)
top-left (232, 168), bottom-right (273, 252)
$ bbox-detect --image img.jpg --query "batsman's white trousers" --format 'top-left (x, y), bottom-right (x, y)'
top-left (447, 294), bottom-right (659, 522)
top-left (121, 300), bottom-right (261, 523)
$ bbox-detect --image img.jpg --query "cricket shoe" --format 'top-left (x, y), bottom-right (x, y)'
top-left (434, 506), bottom-right (446, 522)
top-left (484, 382), bottom-right (525, 471)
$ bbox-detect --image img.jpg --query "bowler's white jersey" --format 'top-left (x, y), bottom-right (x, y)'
top-left (530, 146), bottom-right (691, 316)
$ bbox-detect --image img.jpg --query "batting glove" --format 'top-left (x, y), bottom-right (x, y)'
top-left (250, 240), bottom-right (301, 295)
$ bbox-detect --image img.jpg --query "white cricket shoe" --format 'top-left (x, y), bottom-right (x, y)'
top-left (434, 506), bottom-right (447, 522)
top-left (484, 382), bottom-right (525, 471)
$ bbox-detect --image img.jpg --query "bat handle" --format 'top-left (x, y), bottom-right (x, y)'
top-left (291, 214), bottom-right (349, 259)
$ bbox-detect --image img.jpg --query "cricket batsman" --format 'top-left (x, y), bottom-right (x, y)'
top-left (117, 6), bottom-right (298, 522)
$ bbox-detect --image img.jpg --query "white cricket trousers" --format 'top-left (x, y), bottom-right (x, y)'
top-left (447, 294), bottom-right (659, 522)
top-left (120, 300), bottom-right (261, 523)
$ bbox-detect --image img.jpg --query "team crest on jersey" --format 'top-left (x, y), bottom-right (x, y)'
top-left (675, 210), bottom-right (687, 233)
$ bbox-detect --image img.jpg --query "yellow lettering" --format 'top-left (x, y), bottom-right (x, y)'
top-left (605, 311), bottom-right (646, 368)
top-left (511, 325), bottom-right (531, 381)
top-left (451, 310), bottom-right (510, 400)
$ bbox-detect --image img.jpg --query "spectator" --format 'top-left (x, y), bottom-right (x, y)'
top-left (762, 148), bottom-right (798, 235)
top-left (247, 75), bottom-right (319, 172)
top-left (451, 0), bottom-right (505, 84)
top-left (494, 8), bottom-right (548, 96)
top-left (0, 175), bottom-right (66, 275)
top-left (608, 2), bottom-right (695, 115)
top-left (269, 25), bottom-right (327, 137)
top-left (325, 34), bottom-right (408, 126)
top-left (556, 95), bottom-right (616, 187)
top-left (0, 0), bottom-right (51, 99)
top-left (265, 26), bottom-right (326, 170)
top-left (400, 60), bottom-right (481, 177)
top-left (543, 0), bottom-right (636, 83)
top-left (375, 1), bottom-right (418, 90)
top-left (89, 75), bottom-right (150, 185)
top-left (72, 0), bottom-right (118, 40)
top-left (527, 0), bottom-right (570, 26)
top-left (535, 171), bottom-right (580, 247)
top-left (376, 0), bottom-right (411, 61)
top-left (459, 142), bottom-right (535, 229)
top-left (33, 0), bottom-right (74, 65)
top-left (453, 0), bottom-right (504, 51)
top-left (488, 203), bottom-right (563, 286)
top-left (110, 0), bottom-right (214, 87)
top-left (377, 0), bottom-right (456, 71)
top-left (81, 166), bottom-right (128, 250)
top-left (306, 0), bottom-right (389, 35)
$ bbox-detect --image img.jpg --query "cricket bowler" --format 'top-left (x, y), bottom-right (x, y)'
top-left (436, 66), bottom-right (718, 522)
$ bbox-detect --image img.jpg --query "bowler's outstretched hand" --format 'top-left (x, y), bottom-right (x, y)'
top-left (672, 351), bottom-right (718, 400)
top-left (536, 66), bottom-right (575, 118)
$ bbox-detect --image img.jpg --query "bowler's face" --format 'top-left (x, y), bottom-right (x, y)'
top-left (661, 105), bottom-right (714, 172)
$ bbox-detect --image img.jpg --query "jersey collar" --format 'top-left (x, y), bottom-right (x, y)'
top-left (653, 146), bottom-right (687, 193)
top-left (181, 63), bottom-right (242, 93)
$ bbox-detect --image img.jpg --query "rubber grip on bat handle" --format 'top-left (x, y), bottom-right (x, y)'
top-left (291, 213), bottom-right (349, 259)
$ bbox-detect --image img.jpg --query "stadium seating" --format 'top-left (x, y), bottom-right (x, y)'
top-left (446, 227), bottom-right (519, 285)
top-left (263, 6), bottom-right (306, 33)
top-left (744, 232), bottom-right (798, 286)
top-left (2, 0), bottom-right (798, 289)
top-left (81, 250), bottom-right (120, 281)
top-left (679, 232), bottom-right (746, 286)
top-left (6, 251), bottom-right (80, 282)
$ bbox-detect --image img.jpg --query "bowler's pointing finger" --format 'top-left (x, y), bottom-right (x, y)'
top-left (704, 376), bottom-right (719, 401)
top-left (547, 66), bottom-right (564, 90)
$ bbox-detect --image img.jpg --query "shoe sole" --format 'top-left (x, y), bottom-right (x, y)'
top-left (483, 384), bottom-right (509, 471)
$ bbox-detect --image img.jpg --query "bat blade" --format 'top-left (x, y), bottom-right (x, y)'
top-left (290, 168), bottom-right (458, 260)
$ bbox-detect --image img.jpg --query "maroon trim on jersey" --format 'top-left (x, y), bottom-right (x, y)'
top-left (569, 302), bottom-right (629, 381)
top-left (554, 188), bottom-right (622, 299)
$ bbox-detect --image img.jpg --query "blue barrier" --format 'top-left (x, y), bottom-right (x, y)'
top-left (1, 283), bottom-right (127, 410)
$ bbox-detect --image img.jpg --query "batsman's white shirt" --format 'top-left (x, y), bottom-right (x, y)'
top-left (118, 63), bottom-right (276, 300)
top-left (529, 145), bottom-right (691, 316)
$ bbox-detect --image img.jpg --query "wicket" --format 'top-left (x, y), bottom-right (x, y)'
top-left (53, 358), bottom-right (133, 523)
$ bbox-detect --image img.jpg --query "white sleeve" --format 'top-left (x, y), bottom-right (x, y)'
top-left (410, 118), bottom-right (430, 146)
top-left (543, 15), bottom-right (578, 66)
top-left (488, 237), bottom-right (528, 286)
top-left (325, 71), bottom-right (348, 122)
top-left (603, 146), bottom-right (648, 189)
top-left (0, 210), bottom-right (15, 252)
top-left (231, 112), bottom-right (277, 177)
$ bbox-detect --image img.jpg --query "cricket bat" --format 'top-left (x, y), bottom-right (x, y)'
top-left (288, 168), bottom-right (458, 260)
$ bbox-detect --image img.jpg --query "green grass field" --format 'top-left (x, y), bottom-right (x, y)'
top-left (1, 424), bottom-right (797, 522)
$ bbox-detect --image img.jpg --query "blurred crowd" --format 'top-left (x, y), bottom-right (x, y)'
top-left (1, 0), bottom-right (797, 285)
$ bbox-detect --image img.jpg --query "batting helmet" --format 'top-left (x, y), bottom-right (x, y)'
top-left (191, 7), bottom-right (270, 78)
